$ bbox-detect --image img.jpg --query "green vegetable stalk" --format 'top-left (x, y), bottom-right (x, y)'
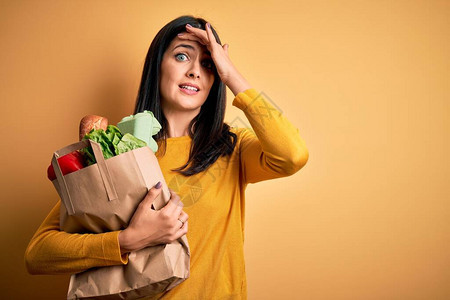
top-left (80, 125), bottom-right (147, 165)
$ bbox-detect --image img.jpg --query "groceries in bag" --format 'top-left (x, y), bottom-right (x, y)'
top-left (117, 110), bottom-right (162, 153)
top-left (48, 113), bottom-right (190, 299)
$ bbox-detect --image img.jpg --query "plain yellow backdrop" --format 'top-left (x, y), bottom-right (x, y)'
top-left (1, 0), bottom-right (449, 299)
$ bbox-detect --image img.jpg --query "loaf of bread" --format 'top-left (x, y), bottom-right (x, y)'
top-left (79, 115), bottom-right (108, 140)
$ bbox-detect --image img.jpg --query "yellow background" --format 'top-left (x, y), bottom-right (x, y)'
top-left (1, 0), bottom-right (449, 299)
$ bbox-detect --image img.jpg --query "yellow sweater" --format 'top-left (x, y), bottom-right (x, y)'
top-left (25, 88), bottom-right (309, 299)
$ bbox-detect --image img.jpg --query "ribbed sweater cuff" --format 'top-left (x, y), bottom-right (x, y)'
top-left (101, 231), bottom-right (128, 265)
top-left (232, 88), bottom-right (259, 111)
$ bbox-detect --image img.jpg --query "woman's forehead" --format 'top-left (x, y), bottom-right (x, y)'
top-left (169, 37), bottom-right (211, 56)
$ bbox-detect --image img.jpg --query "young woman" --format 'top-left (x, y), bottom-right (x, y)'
top-left (25, 15), bottom-right (309, 299)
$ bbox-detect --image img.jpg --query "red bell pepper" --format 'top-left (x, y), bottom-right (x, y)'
top-left (47, 151), bottom-right (86, 181)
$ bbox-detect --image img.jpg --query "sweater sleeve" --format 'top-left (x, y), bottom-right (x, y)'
top-left (232, 88), bottom-right (309, 184)
top-left (24, 200), bottom-right (128, 275)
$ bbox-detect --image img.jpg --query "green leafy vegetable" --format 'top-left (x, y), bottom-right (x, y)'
top-left (80, 125), bottom-right (147, 165)
top-left (116, 133), bottom-right (147, 155)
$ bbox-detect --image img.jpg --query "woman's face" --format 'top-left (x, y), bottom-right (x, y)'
top-left (159, 36), bottom-right (215, 114)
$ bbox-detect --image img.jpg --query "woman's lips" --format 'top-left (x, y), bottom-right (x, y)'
top-left (179, 86), bottom-right (199, 95)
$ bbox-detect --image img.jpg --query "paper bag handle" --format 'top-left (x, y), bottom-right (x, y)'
top-left (51, 139), bottom-right (118, 215)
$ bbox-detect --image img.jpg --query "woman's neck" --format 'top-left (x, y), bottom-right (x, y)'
top-left (163, 109), bottom-right (198, 138)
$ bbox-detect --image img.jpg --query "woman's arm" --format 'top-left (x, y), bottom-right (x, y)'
top-left (24, 200), bottom-right (128, 275)
top-left (222, 64), bottom-right (252, 96)
top-left (25, 185), bottom-right (188, 275)
top-left (230, 87), bottom-right (309, 184)
top-left (180, 23), bottom-right (308, 182)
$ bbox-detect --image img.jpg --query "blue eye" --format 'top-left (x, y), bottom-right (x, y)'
top-left (175, 53), bottom-right (188, 61)
top-left (175, 53), bottom-right (214, 70)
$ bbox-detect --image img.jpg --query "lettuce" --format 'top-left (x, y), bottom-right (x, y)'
top-left (81, 125), bottom-right (147, 165)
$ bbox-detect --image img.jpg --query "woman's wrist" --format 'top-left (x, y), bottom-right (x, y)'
top-left (223, 68), bottom-right (252, 96)
top-left (118, 229), bottom-right (135, 255)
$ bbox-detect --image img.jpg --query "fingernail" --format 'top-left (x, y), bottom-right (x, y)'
top-left (155, 181), bottom-right (162, 189)
top-left (177, 33), bottom-right (184, 36)
top-left (186, 24), bottom-right (192, 28)
top-left (207, 23), bottom-right (211, 29)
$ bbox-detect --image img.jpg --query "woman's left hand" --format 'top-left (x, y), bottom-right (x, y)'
top-left (178, 23), bottom-right (235, 85)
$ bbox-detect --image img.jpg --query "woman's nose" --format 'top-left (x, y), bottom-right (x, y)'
top-left (186, 61), bottom-right (201, 78)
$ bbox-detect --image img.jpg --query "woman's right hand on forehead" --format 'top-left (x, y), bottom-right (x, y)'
top-left (179, 22), bottom-right (252, 96)
top-left (118, 184), bottom-right (188, 254)
top-left (179, 23), bottom-right (234, 85)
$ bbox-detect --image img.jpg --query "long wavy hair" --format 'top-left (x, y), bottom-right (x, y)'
top-left (134, 15), bottom-right (237, 176)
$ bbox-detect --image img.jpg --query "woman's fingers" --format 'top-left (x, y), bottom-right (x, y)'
top-left (163, 189), bottom-right (182, 214)
top-left (185, 23), bottom-right (219, 48)
top-left (178, 210), bottom-right (189, 224)
top-left (185, 24), bottom-right (209, 44)
top-left (181, 23), bottom-right (235, 85)
top-left (122, 186), bottom-right (189, 250)
top-left (223, 44), bottom-right (229, 55)
top-left (179, 220), bottom-right (188, 234)
top-left (165, 190), bottom-right (188, 241)
top-left (204, 22), bottom-right (217, 46)
top-left (139, 184), bottom-right (162, 210)
top-left (176, 219), bottom-right (188, 237)
top-left (177, 32), bottom-right (206, 45)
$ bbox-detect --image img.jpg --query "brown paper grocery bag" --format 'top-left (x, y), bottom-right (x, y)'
top-left (50, 139), bottom-right (190, 299)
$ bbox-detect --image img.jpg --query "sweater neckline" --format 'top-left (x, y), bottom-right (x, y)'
top-left (166, 135), bottom-right (192, 142)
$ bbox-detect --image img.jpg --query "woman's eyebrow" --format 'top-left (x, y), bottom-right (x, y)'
top-left (173, 44), bottom-right (194, 51)
top-left (173, 44), bottom-right (211, 56)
